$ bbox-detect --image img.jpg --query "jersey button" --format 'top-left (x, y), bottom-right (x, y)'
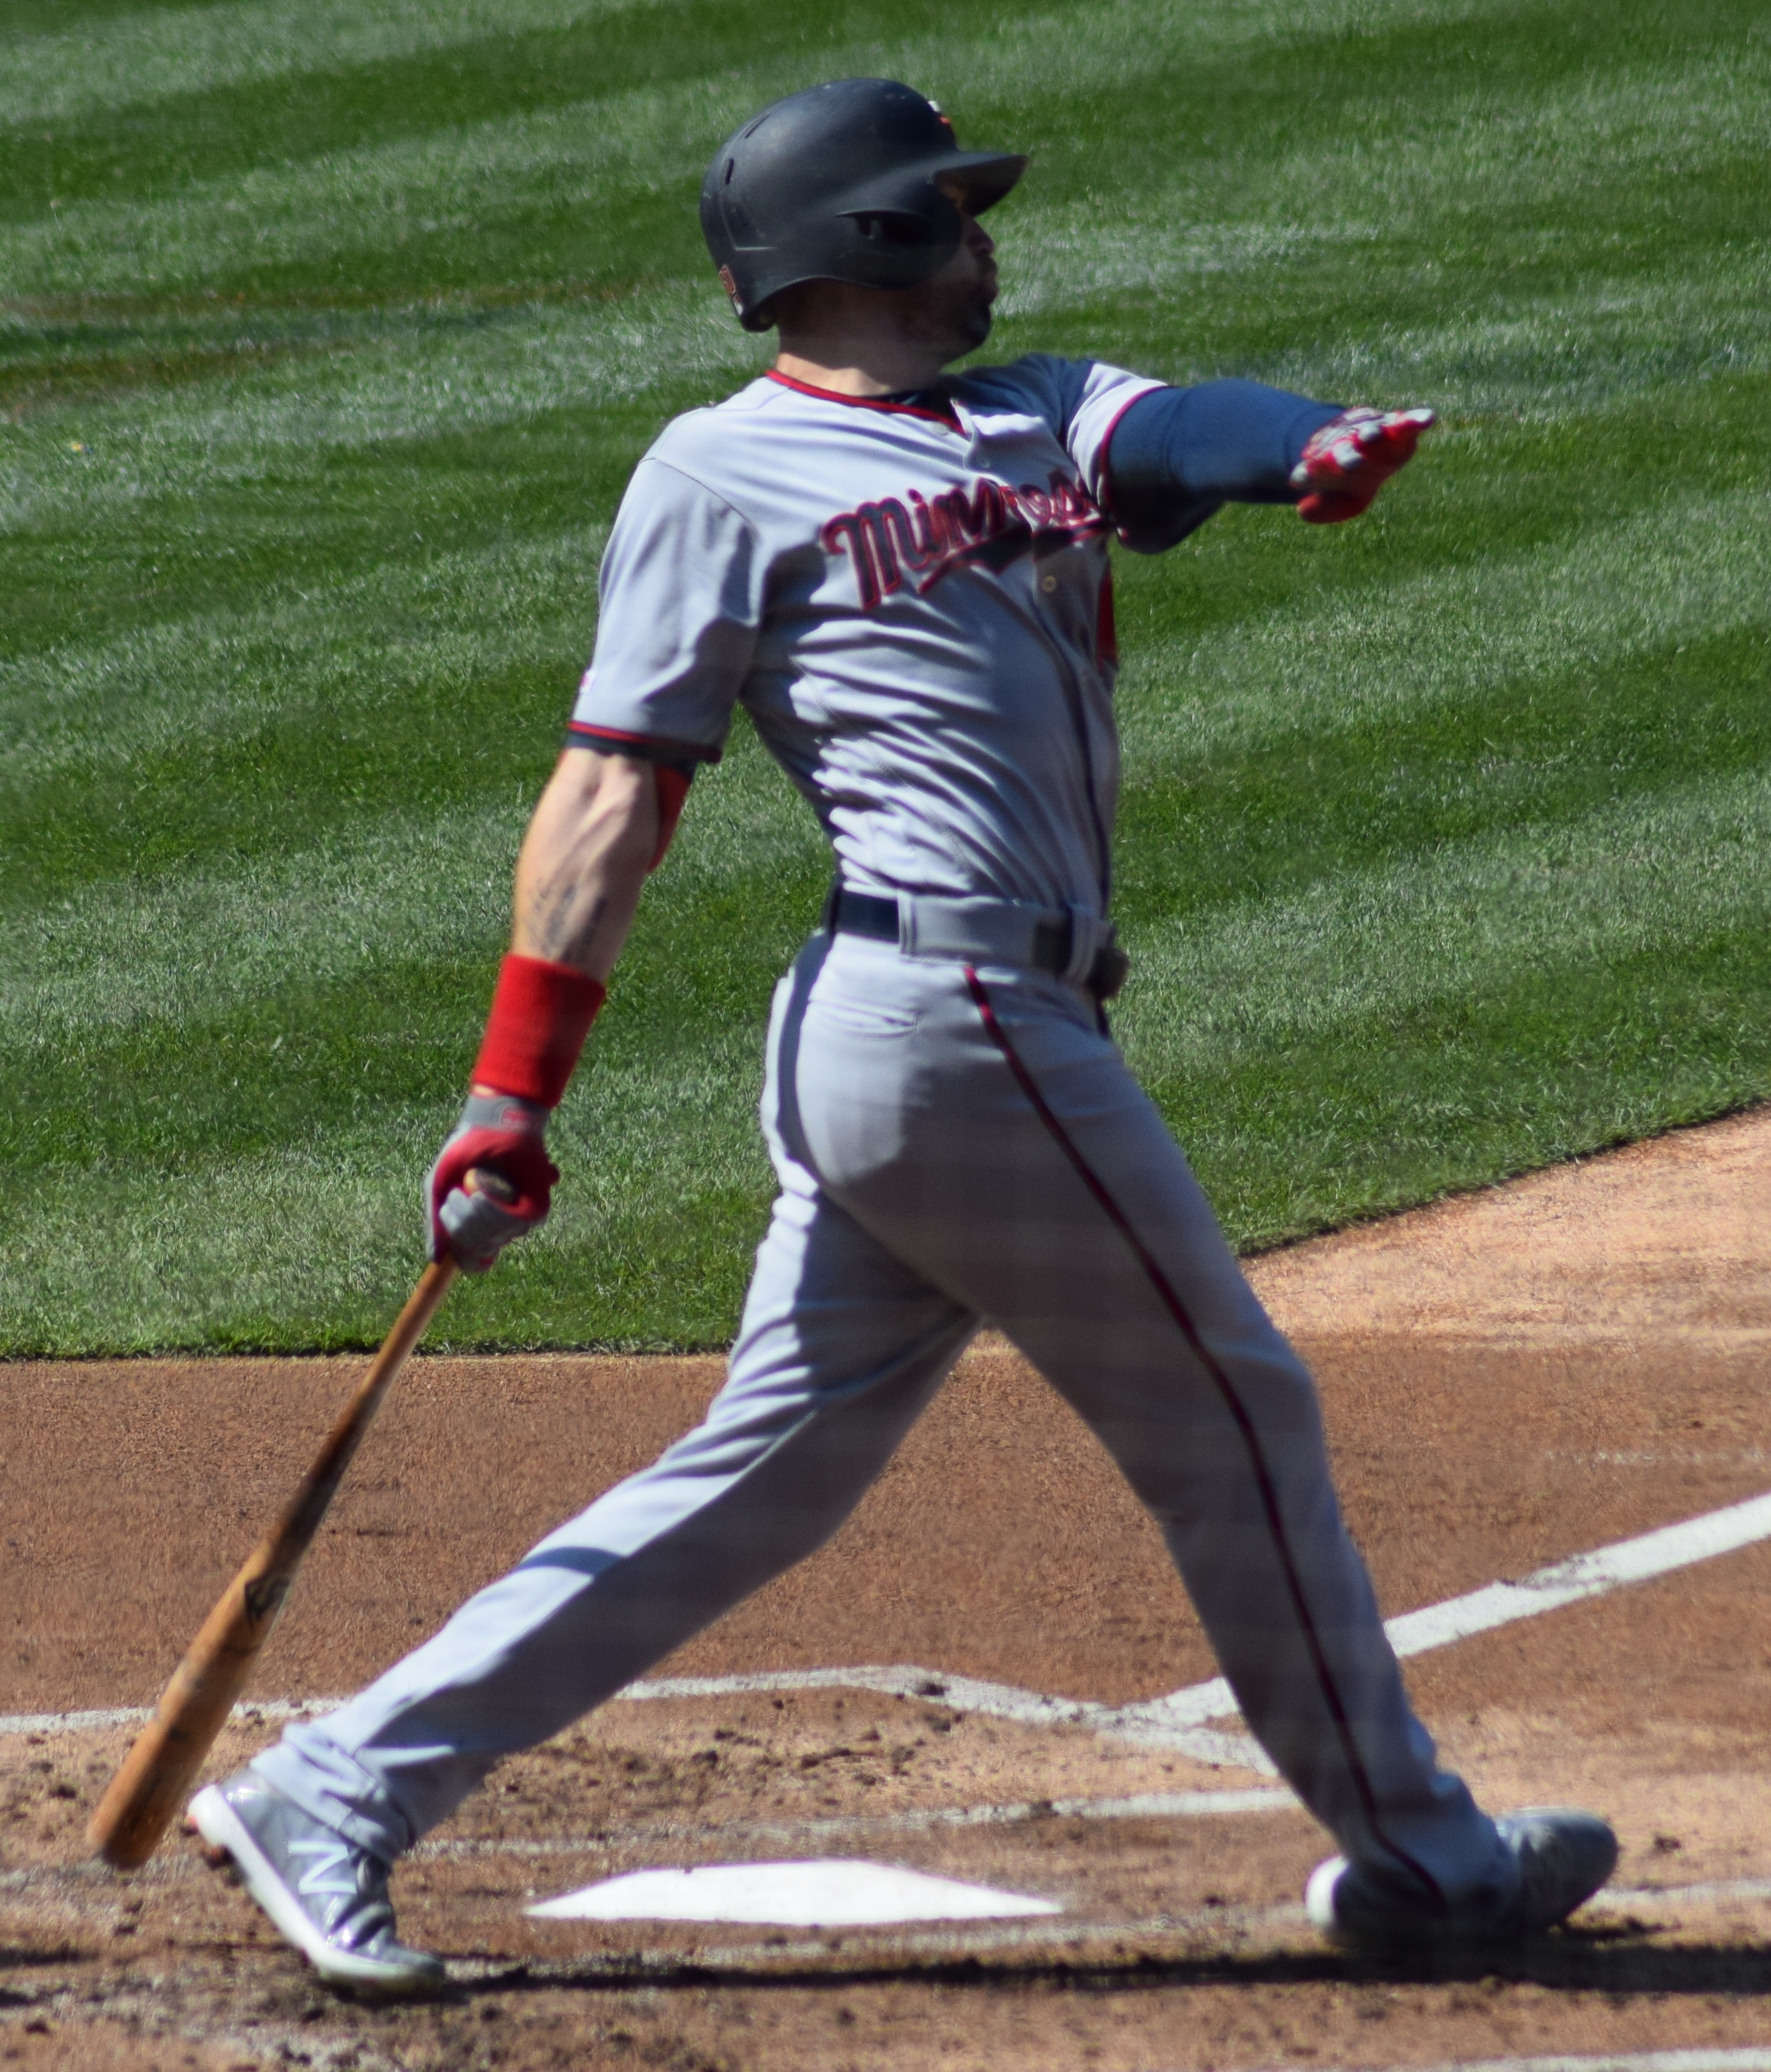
top-left (1040, 573), bottom-right (1058, 593)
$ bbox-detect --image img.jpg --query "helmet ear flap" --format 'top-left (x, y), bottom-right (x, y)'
top-left (842, 180), bottom-right (962, 248)
top-left (834, 185), bottom-right (962, 285)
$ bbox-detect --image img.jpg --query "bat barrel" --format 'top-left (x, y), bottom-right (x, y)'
top-left (87, 1574), bottom-right (280, 1868)
top-left (86, 1249), bottom-right (464, 1869)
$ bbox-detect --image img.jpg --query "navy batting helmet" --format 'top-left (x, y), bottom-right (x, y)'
top-left (699, 79), bottom-right (1026, 331)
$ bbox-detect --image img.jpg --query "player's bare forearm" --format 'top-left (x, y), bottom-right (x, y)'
top-left (437, 747), bottom-right (656, 1267)
top-left (509, 747), bottom-right (659, 984)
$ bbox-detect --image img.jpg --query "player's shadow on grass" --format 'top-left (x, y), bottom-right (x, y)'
top-left (465, 1931), bottom-right (1771, 2000)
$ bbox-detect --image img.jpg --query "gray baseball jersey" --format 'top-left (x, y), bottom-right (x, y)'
top-left (568, 355), bottom-right (1161, 915)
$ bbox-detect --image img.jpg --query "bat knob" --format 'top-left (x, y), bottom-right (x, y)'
top-left (463, 1167), bottom-right (517, 1206)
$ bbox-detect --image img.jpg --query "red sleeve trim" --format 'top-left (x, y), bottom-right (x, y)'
top-left (566, 721), bottom-right (722, 766)
top-left (650, 765), bottom-right (691, 872)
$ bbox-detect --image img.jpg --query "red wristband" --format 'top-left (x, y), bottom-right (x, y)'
top-left (472, 955), bottom-right (607, 1109)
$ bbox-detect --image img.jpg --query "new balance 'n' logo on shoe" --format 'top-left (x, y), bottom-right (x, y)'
top-left (190, 1771), bottom-right (445, 1996)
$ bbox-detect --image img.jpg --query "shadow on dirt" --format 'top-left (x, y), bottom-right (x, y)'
top-left (455, 1930), bottom-right (1771, 2003)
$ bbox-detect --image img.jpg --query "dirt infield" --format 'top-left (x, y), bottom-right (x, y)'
top-left (3, 1109), bottom-right (1770, 2070)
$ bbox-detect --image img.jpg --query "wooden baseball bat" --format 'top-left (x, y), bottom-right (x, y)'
top-left (88, 1178), bottom-right (507, 1868)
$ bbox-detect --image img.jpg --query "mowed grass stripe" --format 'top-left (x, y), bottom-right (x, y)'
top-left (1121, 622), bottom-right (1771, 933)
top-left (10, 223), bottom-right (1753, 517)
top-left (4, 0), bottom-right (1764, 1349)
top-left (1121, 769), bottom-right (1771, 1071)
top-left (3, 22), bottom-right (1753, 512)
top-left (0, 524), bottom-right (607, 787)
top-left (1118, 486), bottom-right (1771, 769)
top-left (0, 0), bottom-right (672, 130)
top-left (0, 1022), bottom-right (776, 1356)
top-left (0, 296), bottom-right (756, 536)
top-left (1159, 914), bottom-right (1771, 1247)
top-left (4, 4), bottom-right (1751, 303)
top-left (9, 473), bottom-right (1763, 920)
top-left (0, 0), bottom-right (1507, 134)
top-left (0, 725), bottom-right (823, 1044)
top-left (8, 460), bottom-right (1760, 933)
top-left (2, 758), bottom-right (1764, 1354)
top-left (0, 804), bottom-right (526, 1047)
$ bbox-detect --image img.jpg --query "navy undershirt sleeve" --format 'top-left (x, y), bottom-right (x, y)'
top-left (1107, 378), bottom-right (1344, 554)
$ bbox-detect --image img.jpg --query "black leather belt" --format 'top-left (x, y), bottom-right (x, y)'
top-left (828, 887), bottom-right (1129, 1001)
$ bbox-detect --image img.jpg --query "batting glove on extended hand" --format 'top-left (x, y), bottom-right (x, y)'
top-left (427, 1091), bottom-right (558, 1273)
top-left (1289, 406), bottom-right (1437, 523)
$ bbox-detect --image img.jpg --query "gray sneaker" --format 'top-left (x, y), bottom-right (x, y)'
top-left (1307, 1806), bottom-right (1618, 1953)
top-left (190, 1771), bottom-right (445, 1996)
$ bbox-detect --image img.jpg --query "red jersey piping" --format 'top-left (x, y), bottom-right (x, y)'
top-left (566, 720), bottom-right (722, 766)
top-left (961, 963), bottom-right (1451, 1914)
top-left (765, 368), bottom-right (961, 429)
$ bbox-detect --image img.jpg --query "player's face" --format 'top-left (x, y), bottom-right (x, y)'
top-left (911, 200), bottom-right (998, 361)
top-left (768, 199), bottom-right (998, 382)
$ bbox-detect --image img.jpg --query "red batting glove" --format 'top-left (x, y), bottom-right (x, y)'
top-left (427, 1091), bottom-right (558, 1272)
top-left (1290, 407), bottom-right (1437, 523)
top-left (426, 954), bottom-right (606, 1271)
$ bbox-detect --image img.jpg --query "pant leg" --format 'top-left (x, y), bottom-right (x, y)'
top-left (790, 936), bottom-right (1507, 1911)
top-left (255, 1122), bottom-right (975, 1860)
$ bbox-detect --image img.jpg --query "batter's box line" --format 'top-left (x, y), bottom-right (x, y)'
top-left (0, 1784), bottom-right (1292, 1900)
top-left (1242, 2055), bottom-right (1771, 2072)
top-left (7, 1488), bottom-right (1771, 1749)
top-left (408, 1783), bottom-right (1292, 1863)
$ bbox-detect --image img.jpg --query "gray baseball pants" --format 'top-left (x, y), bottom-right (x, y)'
top-left (256, 928), bottom-right (1507, 1906)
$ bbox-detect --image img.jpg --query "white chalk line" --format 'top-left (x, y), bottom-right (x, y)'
top-left (408, 1784), bottom-right (1291, 1863)
top-left (0, 1672), bottom-right (1267, 1768)
top-left (1588, 1876), bottom-right (1771, 1914)
top-left (0, 1696), bottom-right (332, 1739)
top-left (0, 1784), bottom-right (1290, 1899)
top-left (1111, 1487), bottom-right (1771, 1735)
top-left (7, 1488), bottom-right (1771, 1761)
top-left (620, 1665), bottom-right (1272, 1769)
top-left (1253, 2058), bottom-right (1771, 2072)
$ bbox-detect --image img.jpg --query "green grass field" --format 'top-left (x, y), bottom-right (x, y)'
top-left (3, 0), bottom-right (1767, 1353)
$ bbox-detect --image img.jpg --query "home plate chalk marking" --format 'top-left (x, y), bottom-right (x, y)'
top-left (526, 1859), bottom-right (1062, 1927)
top-left (6, 1490), bottom-right (1771, 1748)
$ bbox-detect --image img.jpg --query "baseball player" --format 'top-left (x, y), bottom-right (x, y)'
top-left (192, 80), bottom-right (1616, 1992)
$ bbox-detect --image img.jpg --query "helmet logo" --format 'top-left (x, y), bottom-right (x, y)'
top-left (717, 263), bottom-right (744, 312)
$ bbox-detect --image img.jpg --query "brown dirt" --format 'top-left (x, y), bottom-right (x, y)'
top-left (4, 1108), bottom-right (1770, 2069)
